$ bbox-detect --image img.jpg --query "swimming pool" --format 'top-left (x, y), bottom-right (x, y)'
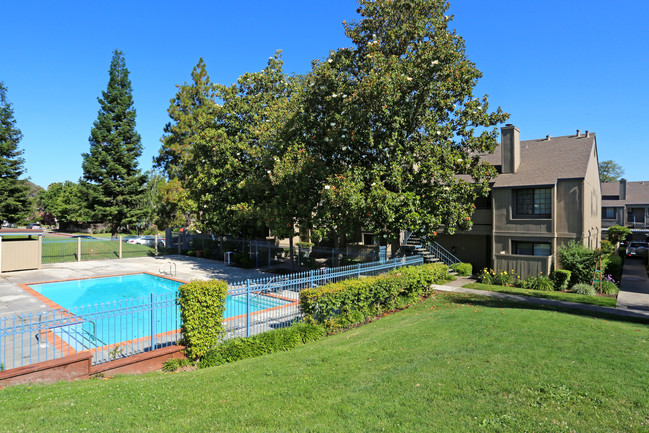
top-left (27, 273), bottom-right (292, 352)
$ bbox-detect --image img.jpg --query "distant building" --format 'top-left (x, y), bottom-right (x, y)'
top-left (602, 179), bottom-right (649, 237)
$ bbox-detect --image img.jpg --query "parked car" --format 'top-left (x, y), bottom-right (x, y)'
top-left (626, 242), bottom-right (649, 258)
top-left (127, 235), bottom-right (165, 248)
top-left (27, 223), bottom-right (42, 230)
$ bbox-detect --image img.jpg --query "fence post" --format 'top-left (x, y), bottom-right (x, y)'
top-left (310, 270), bottom-right (315, 288)
top-left (77, 237), bottom-right (81, 262)
top-left (268, 245), bottom-right (271, 267)
top-left (394, 257), bottom-right (397, 269)
top-left (150, 293), bottom-right (155, 352)
top-left (246, 279), bottom-right (251, 338)
top-left (119, 235), bottom-right (123, 259)
top-left (298, 247), bottom-right (301, 272)
top-left (358, 263), bottom-right (361, 278)
top-left (154, 234), bottom-right (158, 256)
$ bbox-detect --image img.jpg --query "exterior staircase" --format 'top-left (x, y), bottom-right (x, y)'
top-left (402, 234), bottom-right (461, 273)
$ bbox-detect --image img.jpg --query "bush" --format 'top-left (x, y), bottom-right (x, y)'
top-left (162, 358), bottom-right (193, 372)
top-left (557, 241), bottom-right (601, 286)
top-left (300, 263), bottom-right (450, 328)
top-left (178, 279), bottom-right (229, 361)
top-left (605, 255), bottom-right (623, 283)
top-left (522, 275), bottom-right (555, 291)
top-left (233, 252), bottom-right (253, 268)
top-left (455, 262), bottom-right (472, 277)
top-left (550, 269), bottom-right (572, 291)
top-left (600, 240), bottom-right (614, 256)
top-left (607, 225), bottom-right (632, 245)
top-left (477, 268), bottom-right (494, 285)
top-left (571, 283), bottom-right (596, 296)
top-left (493, 270), bottom-right (515, 286)
top-left (600, 280), bottom-right (620, 295)
top-left (198, 323), bottom-right (325, 369)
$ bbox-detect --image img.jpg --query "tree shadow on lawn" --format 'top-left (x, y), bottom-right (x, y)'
top-left (442, 292), bottom-right (649, 326)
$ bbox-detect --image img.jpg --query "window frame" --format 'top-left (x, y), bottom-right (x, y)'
top-left (513, 187), bottom-right (552, 219)
top-left (512, 240), bottom-right (552, 256)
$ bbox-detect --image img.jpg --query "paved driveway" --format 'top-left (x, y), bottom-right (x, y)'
top-left (616, 258), bottom-right (649, 313)
top-left (0, 255), bottom-right (272, 318)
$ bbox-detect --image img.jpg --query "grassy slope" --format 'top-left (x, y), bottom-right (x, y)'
top-left (1, 292), bottom-right (649, 432)
top-left (464, 282), bottom-right (618, 308)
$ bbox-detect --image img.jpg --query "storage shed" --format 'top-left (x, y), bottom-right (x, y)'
top-left (0, 229), bottom-right (43, 273)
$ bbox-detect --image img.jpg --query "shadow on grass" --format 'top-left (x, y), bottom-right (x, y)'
top-left (440, 291), bottom-right (649, 325)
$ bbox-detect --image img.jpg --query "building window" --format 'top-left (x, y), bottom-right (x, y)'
top-left (602, 207), bottom-right (616, 219)
top-left (513, 241), bottom-right (551, 256)
top-left (514, 188), bottom-right (551, 217)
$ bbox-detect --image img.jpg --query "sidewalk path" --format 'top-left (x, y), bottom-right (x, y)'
top-left (435, 275), bottom-right (649, 321)
top-left (616, 258), bottom-right (649, 312)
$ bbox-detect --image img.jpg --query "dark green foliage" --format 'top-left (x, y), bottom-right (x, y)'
top-left (38, 181), bottom-right (88, 224)
top-left (600, 240), bottom-right (614, 256)
top-left (557, 241), bottom-right (600, 286)
top-left (178, 279), bottom-right (228, 360)
top-left (599, 160), bottom-right (624, 182)
top-left (456, 262), bottom-right (472, 277)
top-left (198, 323), bottom-right (325, 369)
top-left (0, 82), bottom-right (30, 224)
top-left (607, 225), bottom-right (631, 245)
top-left (233, 252), bottom-right (253, 268)
top-left (601, 281), bottom-right (619, 295)
top-left (299, 263), bottom-right (449, 328)
top-left (550, 269), bottom-right (571, 291)
top-left (571, 283), bottom-right (596, 296)
top-left (605, 255), bottom-right (623, 284)
top-left (522, 275), bottom-right (554, 291)
top-left (81, 50), bottom-right (147, 236)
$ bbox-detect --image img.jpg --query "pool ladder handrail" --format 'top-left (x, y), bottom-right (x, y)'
top-left (159, 261), bottom-right (176, 276)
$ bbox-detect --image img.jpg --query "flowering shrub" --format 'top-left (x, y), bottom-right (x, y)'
top-left (493, 270), bottom-right (516, 286)
top-left (477, 268), bottom-right (494, 285)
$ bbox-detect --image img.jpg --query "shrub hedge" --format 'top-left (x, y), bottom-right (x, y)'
top-left (600, 280), bottom-right (620, 295)
top-left (178, 279), bottom-right (229, 361)
top-left (605, 255), bottom-right (623, 284)
top-left (522, 275), bottom-right (554, 291)
top-left (299, 263), bottom-right (450, 328)
top-left (198, 323), bottom-right (325, 369)
top-left (456, 262), bottom-right (472, 276)
top-left (550, 269), bottom-right (572, 291)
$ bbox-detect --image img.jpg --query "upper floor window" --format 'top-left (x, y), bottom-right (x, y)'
top-left (514, 188), bottom-right (551, 218)
top-left (602, 207), bottom-right (616, 219)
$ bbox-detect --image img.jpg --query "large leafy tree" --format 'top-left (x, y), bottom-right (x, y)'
top-left (81, 50), bottom-right (147, 236)
top-left (0, 82), bottom-right (30, 225)
top-left (38, 181), bottom-right (88, 224)
top-left (296, 0), bottom-right (508, 242)
top-left (599, 160), bottom-right (624, 183)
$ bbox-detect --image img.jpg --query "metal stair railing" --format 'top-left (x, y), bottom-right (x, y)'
top-left (421, 240), bottom-right (462, 272)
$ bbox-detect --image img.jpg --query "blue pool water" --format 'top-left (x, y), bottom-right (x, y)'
top-left (29, 273), bottom-right (290, 351)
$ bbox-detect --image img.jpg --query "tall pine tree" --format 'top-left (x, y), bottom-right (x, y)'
top-left (0, 82), bottom-right (30, 225)
top-left (81, 50), bottom-right (146, 236)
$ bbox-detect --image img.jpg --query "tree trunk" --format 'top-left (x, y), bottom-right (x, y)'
top-left (289, 236), bottom-right (295, 273)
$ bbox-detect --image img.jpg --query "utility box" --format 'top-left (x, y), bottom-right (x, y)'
top-left (0, 230), bottom-right (43, 273)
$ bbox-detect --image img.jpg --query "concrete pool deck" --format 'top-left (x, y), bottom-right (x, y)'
top-left (0, 255), bottom-right (274, 318)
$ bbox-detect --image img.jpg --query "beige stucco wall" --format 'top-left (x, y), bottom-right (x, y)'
top-left (1, 239), bottom-right (40, 272)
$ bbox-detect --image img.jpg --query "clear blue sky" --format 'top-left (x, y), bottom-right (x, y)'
top-left (2, 0), bottom-right (648, 189)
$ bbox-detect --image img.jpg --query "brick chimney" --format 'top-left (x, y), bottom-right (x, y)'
top-left (501, 124), bottom-right (520, 174)
top-left (620, 178), bottom-right (627, 200)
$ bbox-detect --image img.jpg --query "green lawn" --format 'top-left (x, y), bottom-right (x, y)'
top-left (1, 292), bottom-right (648, 432)
top-left (464, 282), bottom-right (618, 308)
top-left (42, 237), bottom-right (155, 263)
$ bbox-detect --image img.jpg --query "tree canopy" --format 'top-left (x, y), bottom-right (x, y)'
top-left (155, 0), bottom-right (508, 244)
top-left (81, 50), bottom-right (147, 235)
top-left (0, 82), bottom-right (30, 225)
top-left (599, 160), bottom-right (624, 183)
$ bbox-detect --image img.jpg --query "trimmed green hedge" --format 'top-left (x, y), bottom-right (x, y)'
top-left (456, 262), bottom-right (472, 276)
top-left (198, 323), bottom-right (325, 369)
top-left (550, 269), bottom-right (571, 291)
top-left (178, 279), bottom-right (229, 361)
top-left (299, 263), bottom-right (450, 328)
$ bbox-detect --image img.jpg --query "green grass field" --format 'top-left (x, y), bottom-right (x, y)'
top-left (42, 237), bottom-right (155, 263)
top-left (1, 292), bottom-right (648, 432)
top-left (464, 282), bottom-right (618, 308)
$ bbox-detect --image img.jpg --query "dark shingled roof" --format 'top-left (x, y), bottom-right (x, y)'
top-left (601, 181), bottom-right (649, 206)
top-left (473, 133), bottom-right (597, 188)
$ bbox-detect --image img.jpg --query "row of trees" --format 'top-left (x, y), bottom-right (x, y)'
top-left (154, 0), bottom-right (509, 246)
top-left (4, 0), bottom-right (627, 241)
